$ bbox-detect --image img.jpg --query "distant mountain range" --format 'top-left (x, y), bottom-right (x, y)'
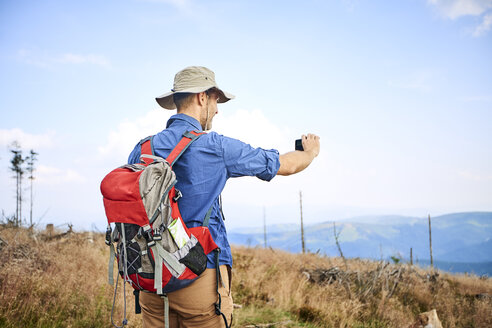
top-left (228, 212), bottom-right (492, 275)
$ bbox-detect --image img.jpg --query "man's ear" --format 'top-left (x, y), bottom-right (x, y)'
top-left (197, 92), bottom-right (207, 107)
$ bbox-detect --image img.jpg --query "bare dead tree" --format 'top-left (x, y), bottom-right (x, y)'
top-left (26, 150), bottom-right (38, 227)
top-left (26, 149), bottom-right (38, 227)
top-left (9, 142), bottom-right (25, 227)
top-left (333, 222), bottom-right (348, 270)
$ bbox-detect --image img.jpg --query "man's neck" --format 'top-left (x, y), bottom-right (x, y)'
top-left (177, 107), bottom-right (203, 129)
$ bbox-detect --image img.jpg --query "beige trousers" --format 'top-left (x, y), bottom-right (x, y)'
top-left (139, 265), bottom-right (233, 328)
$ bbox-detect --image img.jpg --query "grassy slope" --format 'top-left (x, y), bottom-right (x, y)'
top-left (1, 227), bottom-right (491, 328)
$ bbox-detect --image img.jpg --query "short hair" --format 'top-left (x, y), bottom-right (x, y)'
top-left (173, 92), bottom-right (195, 110)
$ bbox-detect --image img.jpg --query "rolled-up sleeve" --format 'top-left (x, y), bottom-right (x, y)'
top-left (220, 135), bottom-right (280, 181)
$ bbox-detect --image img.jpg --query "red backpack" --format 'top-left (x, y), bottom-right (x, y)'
top-left (101, 130), bottom-right (227, 327)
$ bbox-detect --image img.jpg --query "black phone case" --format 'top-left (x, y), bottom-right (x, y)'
top-left (295, 139), bottom-right (304, 151)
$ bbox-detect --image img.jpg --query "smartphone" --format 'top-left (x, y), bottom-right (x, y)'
top-left (295, 139), bottom-right (304, 151)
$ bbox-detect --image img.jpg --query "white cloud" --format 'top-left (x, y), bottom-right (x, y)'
top-left (0, 128), bottom-right (56, 149)
top-left (58, 53), bottom-right (111, 68)
top-left (427, 0), bottom-right (492, 36)
top-left (473, 12), bottom-right (492, 35)
top-left (36, 165), bottom-right (86, 184)
top-left (212, 109), bottom-right (292, 151)
top-left (428, 0), bottom-right (492, 19)
top-left (98, 109), bottom-right (173, 157)
top-left (18, 49), bottom-right (111, 68)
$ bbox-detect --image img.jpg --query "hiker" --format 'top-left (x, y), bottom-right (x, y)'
top-left (127, 66), bottom-right (320, 327)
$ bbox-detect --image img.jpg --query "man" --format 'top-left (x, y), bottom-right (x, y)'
top-left (128, 66), bottom-right (320, 327)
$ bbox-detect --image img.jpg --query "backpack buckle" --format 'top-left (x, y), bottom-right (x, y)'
top-left (142, 225), bottom-right (155, 247)
top-left (214, 302), bottom-right (221, 315)
top-left (173, 189), bottom-right (183, 202)
top-left (153, 228), bottom-right (162, 241)
top-left (105, 225), bottom-right (112, 246)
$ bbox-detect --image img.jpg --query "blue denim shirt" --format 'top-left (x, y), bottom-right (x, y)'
top-left (128, 113), bottom-right (280, 268)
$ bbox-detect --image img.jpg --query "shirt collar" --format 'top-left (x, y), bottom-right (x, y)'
top-left (166, 113), bottom-right (203, 131)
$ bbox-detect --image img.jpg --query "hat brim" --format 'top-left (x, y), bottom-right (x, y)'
top-left (156, 87), bottom-right (235, 110)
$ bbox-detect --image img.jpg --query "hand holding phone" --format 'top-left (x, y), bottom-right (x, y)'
top-left (295, 134), bottom-right (320, 156)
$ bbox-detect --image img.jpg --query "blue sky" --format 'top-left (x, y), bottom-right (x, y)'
top-left (1, 0), bottom-right (491, 231)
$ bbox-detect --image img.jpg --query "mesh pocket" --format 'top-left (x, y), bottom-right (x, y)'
top-left (115, 223), bottom-right (144, 276)
top-left (179, 241), bottom-right (207, 276)
top-left (121, 241), bottom-right (142, 275)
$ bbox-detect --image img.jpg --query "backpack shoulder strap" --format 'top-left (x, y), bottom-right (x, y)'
top-left (166, 130), bottom-right (205, 167)
top-left (139, 136), bottom-right (155, 165)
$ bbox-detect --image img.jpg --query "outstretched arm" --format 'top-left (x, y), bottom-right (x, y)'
top-left (277, 134), bottom-right (320, 176)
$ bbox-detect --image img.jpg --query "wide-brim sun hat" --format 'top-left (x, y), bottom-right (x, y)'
top-left (156, 66), bottom-right (235, 110)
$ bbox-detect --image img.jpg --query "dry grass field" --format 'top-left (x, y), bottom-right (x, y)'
top-left (0, 226), bottom-right (491, 327)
